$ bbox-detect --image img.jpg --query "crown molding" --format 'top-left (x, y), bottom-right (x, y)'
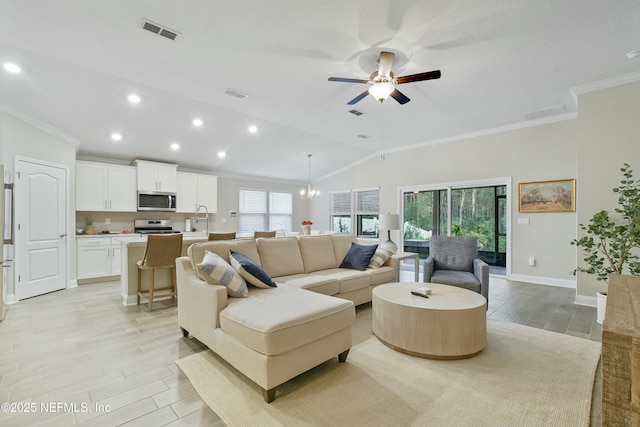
top-left (571, 70), bottom-right (640, 96)
top-left (316, 112), bottom-right (577, 183)
top-left (0, 103), bottom-right (80, 148)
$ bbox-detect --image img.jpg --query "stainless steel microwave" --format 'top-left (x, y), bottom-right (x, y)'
top-left (137, 191), bottom-right (177, 212)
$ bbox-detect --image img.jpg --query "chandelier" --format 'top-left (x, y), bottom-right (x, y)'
top-left (300, 154), bottom-right (320, 200)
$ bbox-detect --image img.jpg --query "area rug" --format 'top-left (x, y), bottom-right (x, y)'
top-left (176, 319), bottom-right (601, 427)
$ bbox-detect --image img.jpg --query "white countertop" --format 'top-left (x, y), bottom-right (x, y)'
top-left (112, 233), bottom-right (208, 244)
top-left (76, 233), bottom-right (137, 238)
top-left (77, 232), bottom-right (207, 239)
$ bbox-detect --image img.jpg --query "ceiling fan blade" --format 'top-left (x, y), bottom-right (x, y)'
top-left (347, 90), bottom-right (370, 105)
top-left (396, 70), bottom-right (441, 84)
top-left (390, 89), bottom-right (410, 105)
top-left (377, 51), bottom-right (395, 77)
top-left (328, 77), bottom-right (370, 84)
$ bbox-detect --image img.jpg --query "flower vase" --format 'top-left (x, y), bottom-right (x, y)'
top-left (301, 225), bottom-right (311, 235)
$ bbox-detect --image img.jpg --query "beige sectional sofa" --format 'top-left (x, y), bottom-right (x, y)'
top-left (176, 234), bottom-right (399, 402)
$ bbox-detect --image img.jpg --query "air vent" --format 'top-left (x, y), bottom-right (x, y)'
top-left (522, 105), bottom-right (565, 121)
top-left (140, 19), bottom-right (180, 41)
top-left (224, 88), bottom-right (249, 99)
top-left (349, 109), bottom-right (364, 116)
top-left (357, 134), bottom-right (371, 139)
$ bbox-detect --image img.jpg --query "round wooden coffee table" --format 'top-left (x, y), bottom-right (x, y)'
top-left (372, 282), bottom-right (487, 359)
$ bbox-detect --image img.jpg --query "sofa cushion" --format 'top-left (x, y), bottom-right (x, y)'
top-left (273, 273), bottom-right (339, 295)
top-left (339, 242), bottom-right (378, 271)
top-left (229, 250), bottom-right (277, 289)
top-left (196, 251), bottom-right (248, 297)
top-left (317, 268), bottom-right (370, 293)
top-left (257, 237), bottom-right (305, 277)
top-left (330, 234), bottom-right (358, 266)
top-left (298, 235), bottom-right (338, 273)
top-left (219, 284), bottom-right (354, 355)
top-left (431, 270), bottom-right (481, 293)
top-left (188, 239), bottom-right (261, 273)
top-left (367, 265), bottom-right (396, 285)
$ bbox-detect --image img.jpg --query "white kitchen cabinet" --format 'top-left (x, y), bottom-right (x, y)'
top-left (77, 237), bottom-right (122, 279)
top-left (176, 172), bottom-right (218, 213)
top-left (76, 161), bottom-right (136, 212)
top-left (133, 160), bottom-right (177, 193)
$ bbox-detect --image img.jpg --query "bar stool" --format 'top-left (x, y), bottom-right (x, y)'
top-left (137, 233), bottom-right (183, 312)
top-left (208, 232), bottom-right (236, 241)
top-left (254, 231), bottom-right (276, 238)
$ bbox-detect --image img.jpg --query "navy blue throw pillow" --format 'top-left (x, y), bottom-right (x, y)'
top-left (339, 243), bottom-right (378, 271)
top-left (229, 250), bottom-right (277, 288)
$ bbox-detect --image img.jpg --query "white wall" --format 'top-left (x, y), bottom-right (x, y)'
top-left (312, 118), bottom-right (579, 288)
top-left (311, 80), bottom-right (640, 302)
top-left (575, 80), bottom-right (640, 300)
top-left (214, 175), bottom-right (308, 233)
top-left (74, 174), bottom-right (307, 235)
top-left (4, 79), bottom-right (640, 304)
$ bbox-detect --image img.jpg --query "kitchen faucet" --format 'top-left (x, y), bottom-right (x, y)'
top-left (195, 204), bottom-right (209, 234)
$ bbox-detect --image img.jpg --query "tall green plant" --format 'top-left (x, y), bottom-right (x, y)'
top-left (571, 163), bottom-right (640, 282)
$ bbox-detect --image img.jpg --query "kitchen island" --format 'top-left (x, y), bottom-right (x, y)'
top-left (115, 233), bottom-right (208, 306)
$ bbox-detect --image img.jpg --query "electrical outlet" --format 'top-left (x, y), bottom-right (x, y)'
top-left (529, 255), bottom-right (536, 267)
top-left (105, 218), bottom-right (111, 225)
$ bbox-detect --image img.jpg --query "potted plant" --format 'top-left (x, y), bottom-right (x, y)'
top-left (571, 163), bottom-right (640, 323)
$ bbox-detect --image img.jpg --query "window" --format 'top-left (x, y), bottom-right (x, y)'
top-left (239, 189), bottom-right (292, 233)
top-left (329, 188), bottom-right (380, 237)
top-left (354, 189), bottom-right (379, 238)
top-left (402, 183), bottom-right (507, 266)
top-left (269, 191), bottom-right (293, 231)
top-left (329, 191), bottom-right (352, 233)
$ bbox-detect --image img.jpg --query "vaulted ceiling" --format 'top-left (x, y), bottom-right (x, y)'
top-left (1, 1), bottom-right (640, 183)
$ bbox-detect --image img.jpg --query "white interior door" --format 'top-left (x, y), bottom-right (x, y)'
top-left (15, 159), bottom-right (67, 300)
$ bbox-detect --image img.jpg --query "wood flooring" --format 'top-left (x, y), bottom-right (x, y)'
top-left (0, 268), bottom-right (600, 426)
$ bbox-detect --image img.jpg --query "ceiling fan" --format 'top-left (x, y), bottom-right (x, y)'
top-left (328, 51), bottom-right (441, 105)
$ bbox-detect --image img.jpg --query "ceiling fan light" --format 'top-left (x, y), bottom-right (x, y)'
top-left (368, 82), bottom-right (394, 101)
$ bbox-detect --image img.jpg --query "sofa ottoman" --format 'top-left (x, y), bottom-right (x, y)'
top-left (212, 284), bottom-right (355, 402)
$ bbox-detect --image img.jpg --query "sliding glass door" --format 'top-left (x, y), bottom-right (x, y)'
top-left (402, 182), bottom-right (508, 267)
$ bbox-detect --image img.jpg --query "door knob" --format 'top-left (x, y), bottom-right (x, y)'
top-left (58, 233), bottom-right (67, 238)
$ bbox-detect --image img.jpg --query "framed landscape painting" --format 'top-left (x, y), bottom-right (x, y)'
top-left (518, 179), bottom-right (576, 212)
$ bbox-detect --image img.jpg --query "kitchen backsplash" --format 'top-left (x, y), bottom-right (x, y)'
top-left (76, 211), bottom-right (214, 234)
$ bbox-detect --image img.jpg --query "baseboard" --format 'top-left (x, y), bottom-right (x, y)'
top-left (121, 293), bottom-right (137, 306)
top-left (4, 293), bottom-right (17, 305)
top-left (574, 294), bottom-right (597, 308)
top-left (68, 279), bottom-right (78, 289)
top-left (508, 274), bottom-right (576, 289)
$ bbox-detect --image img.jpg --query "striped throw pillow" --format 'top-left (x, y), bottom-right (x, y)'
top-left (368, 246), bottom-right (394, 268)
top-left (196, 250), bottom-right (248, 297)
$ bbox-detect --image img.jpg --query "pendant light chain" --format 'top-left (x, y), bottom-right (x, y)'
top-left (380, 104), bottom-right (385, 160)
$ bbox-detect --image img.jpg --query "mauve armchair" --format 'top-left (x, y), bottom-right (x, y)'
top-left (423, 236), bottom-right (489, 303)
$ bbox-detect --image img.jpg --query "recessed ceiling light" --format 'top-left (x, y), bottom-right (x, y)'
top-left (192, 118), bottom-right (203, 127)
top-left (111, 133), bottom-right (123, 141)
top-left (248, 125), bottom-right (258, 133)
top-left (127, 94), bottom-right (141, 103)
top-left (217, 151), bottom-right (226, 158)
top-left (3, 63), bottom-right (21, 73)
top-left (171, 143), bottom-right (180, 150)
top-left (627, 50), bottom-right (640, 59)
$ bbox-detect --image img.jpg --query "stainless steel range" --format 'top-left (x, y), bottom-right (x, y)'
top-left (134, 219), bottom-right (180, 234)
